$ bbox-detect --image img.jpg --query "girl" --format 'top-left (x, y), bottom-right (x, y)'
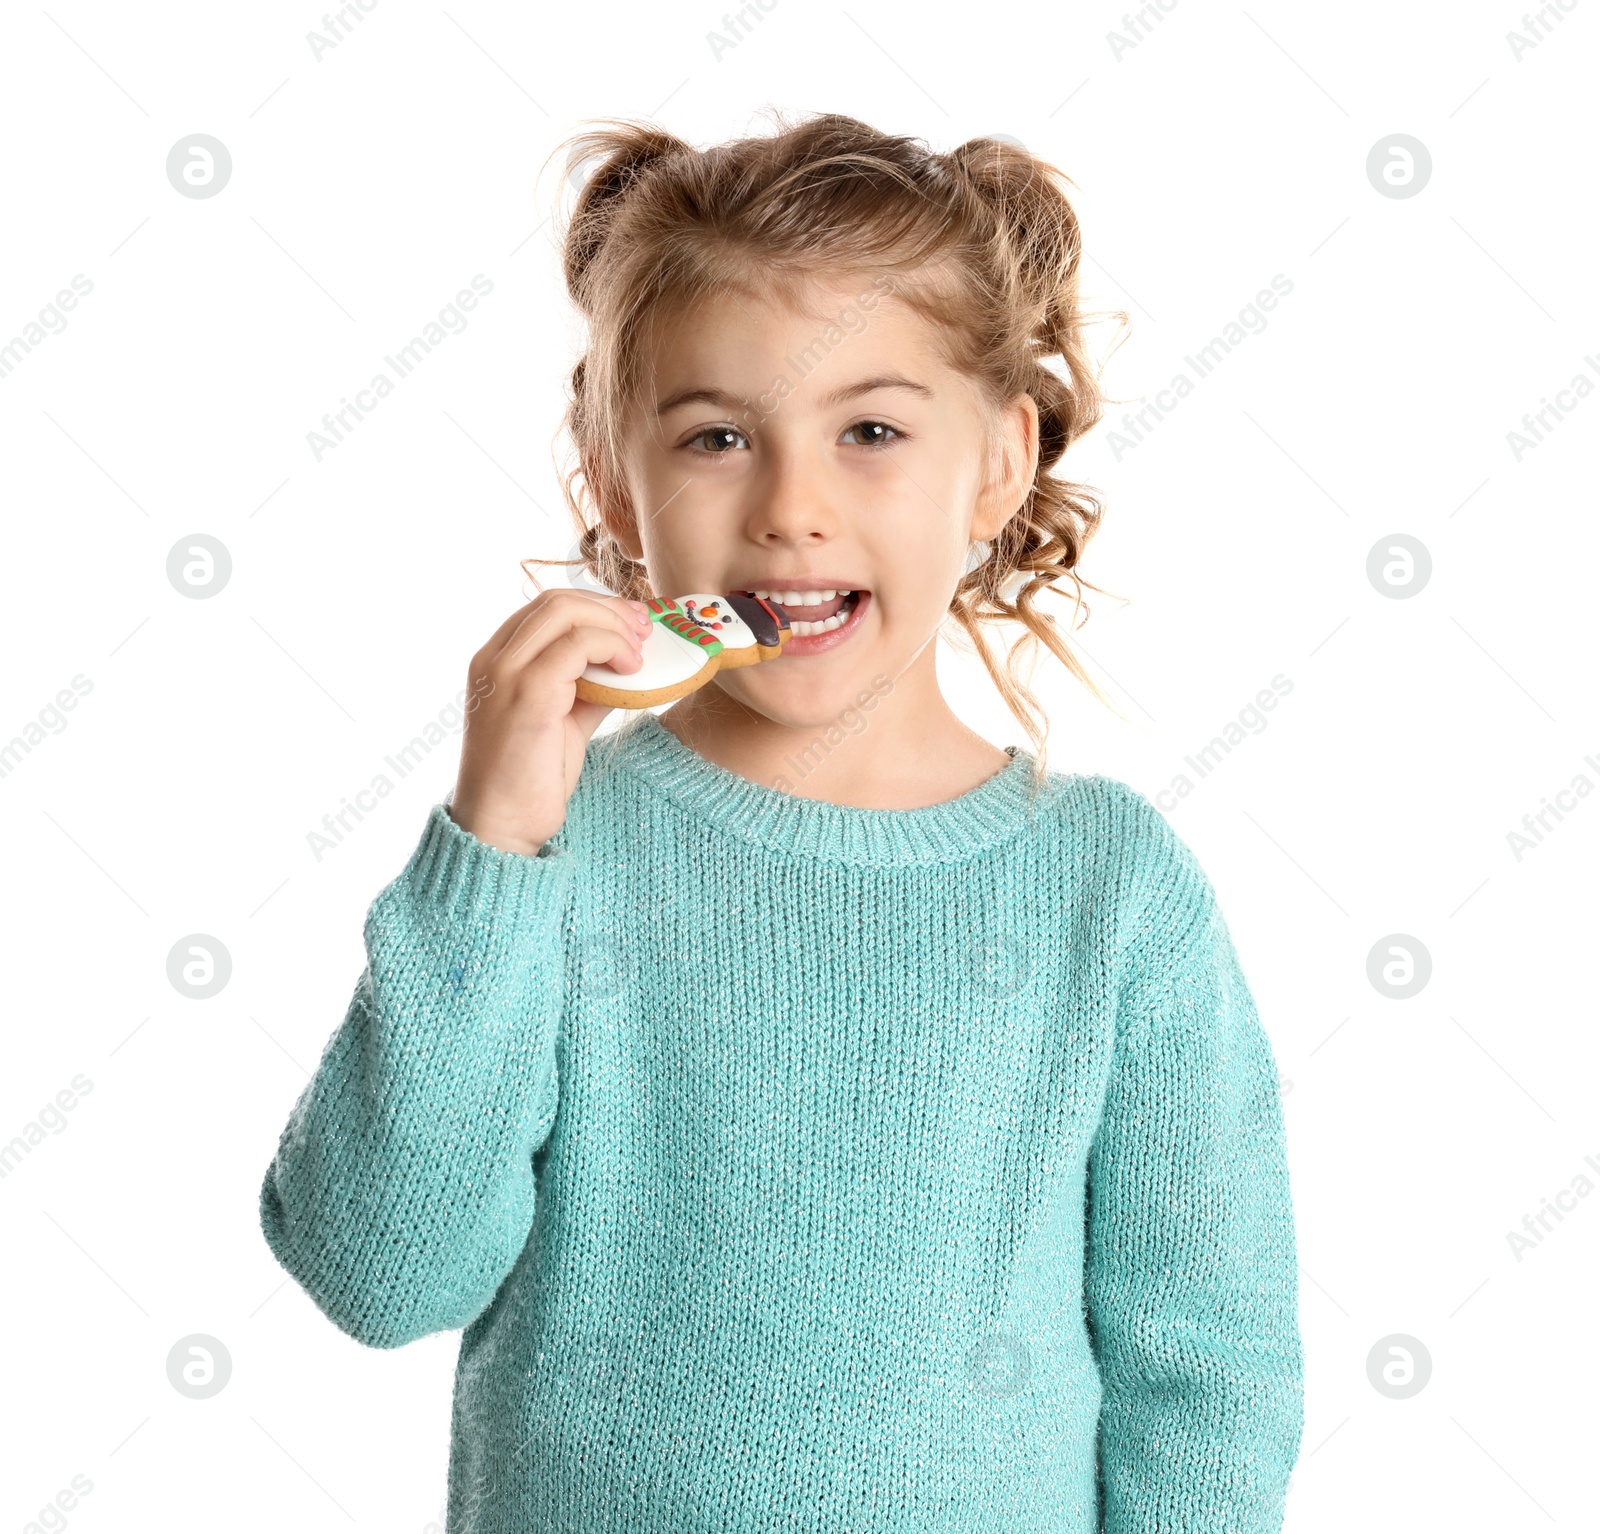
top-left (260, 112), bottom-right (1303, 1533)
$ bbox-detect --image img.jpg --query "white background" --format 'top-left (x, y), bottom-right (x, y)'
top-left (2, 2), bottom-right (1595, 1529)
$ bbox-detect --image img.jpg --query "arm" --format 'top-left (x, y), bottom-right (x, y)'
top-left (259, 801), bottom-right (575, 1349)
top-left (1085, 802), bottom-right (1304, 1532)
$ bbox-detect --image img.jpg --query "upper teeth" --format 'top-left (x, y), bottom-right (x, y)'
top-left (751, 589), bottom-right (846, 605)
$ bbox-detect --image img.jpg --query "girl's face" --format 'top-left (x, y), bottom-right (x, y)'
top-left (608, 273), bottom-right (1036, 730)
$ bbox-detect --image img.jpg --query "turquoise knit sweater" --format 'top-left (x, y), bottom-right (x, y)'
top-left (259, 710), bottom-right (1303, 1532)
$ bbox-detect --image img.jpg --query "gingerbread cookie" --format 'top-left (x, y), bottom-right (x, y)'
top-left (575, 592), bottom-right (792, 708)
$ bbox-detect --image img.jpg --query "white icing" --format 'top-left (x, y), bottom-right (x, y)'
top-left (581, 610), bottom-right (714, 692)
top-left (679, 593), bottom-right (756, 650)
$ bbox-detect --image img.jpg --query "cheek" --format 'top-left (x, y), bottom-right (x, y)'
top-left (866, 492), bottom-right (974, 585)
top-left (869, 551), bottom-right (963, 634)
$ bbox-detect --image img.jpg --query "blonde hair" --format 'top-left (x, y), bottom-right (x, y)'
top-left (526, 110), bottom-right (1129, 786)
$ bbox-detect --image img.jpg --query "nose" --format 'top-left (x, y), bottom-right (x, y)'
top-left (743, 436), bottom-right (840, 547)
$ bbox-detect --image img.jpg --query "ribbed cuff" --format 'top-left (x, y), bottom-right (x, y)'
top-left (399, 801), bottom-right (577, 929)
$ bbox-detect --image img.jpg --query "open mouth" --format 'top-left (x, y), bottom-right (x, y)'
top-left (743, 587), bottom-right (863, 636)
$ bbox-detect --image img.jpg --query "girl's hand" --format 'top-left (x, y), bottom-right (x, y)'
top-left (449, 591), bottom-right (652, 855)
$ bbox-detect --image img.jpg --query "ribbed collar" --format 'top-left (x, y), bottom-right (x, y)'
top-left (600, 709), bottom-right (1051, 867)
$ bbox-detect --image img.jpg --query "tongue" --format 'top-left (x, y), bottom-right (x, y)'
top-left (781, 592), bottom-right (849, 622)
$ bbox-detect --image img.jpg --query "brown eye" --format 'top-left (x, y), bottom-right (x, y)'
top-left (842, 420), bottom-right (902, 449)
top-left (690, 426), bottom-right (747, 454)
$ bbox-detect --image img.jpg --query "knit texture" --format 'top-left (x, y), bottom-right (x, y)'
top-left (259, 711), bottom-right (1303, 1532)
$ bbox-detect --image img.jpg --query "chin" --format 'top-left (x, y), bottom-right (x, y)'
top-left (714, 666), bottom-right (897, 734)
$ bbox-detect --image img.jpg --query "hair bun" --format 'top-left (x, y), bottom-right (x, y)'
top-left (946, 136), bottom-right (1084, 360)
top-left (558, 121), bottom-right (690, 308)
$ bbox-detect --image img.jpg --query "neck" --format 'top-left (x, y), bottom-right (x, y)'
top-left (658, 647), bottom-right (1012, 811)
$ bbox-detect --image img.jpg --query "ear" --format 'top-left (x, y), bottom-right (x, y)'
top-left (591, 457), bottom-right (645, 562)
top-left (969, 391), bottom-right (1039, 544)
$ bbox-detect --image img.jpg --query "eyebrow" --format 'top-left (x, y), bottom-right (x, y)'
top-left (654, 374), bottom-right (934, 417)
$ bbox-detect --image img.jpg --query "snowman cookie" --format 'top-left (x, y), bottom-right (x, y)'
top-left (574, 592), bottom-right (792, 708)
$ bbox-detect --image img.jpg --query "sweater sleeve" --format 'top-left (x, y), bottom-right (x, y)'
top-left (258, 801), bottom-right (576, 1350)
top-left (1085, 793), bottom-right (1304, 1532)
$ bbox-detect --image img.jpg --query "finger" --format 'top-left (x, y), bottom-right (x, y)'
top-left (484, 591), bottom-right (645, 678)
top-left (471, 589), bottom-right (618, 669)
top-left (500, 593), bottom-right (652, 675)
top-left (520, 625), bottom-right (646, 701)
top-left (471, 593), bottom-right (551, 669)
